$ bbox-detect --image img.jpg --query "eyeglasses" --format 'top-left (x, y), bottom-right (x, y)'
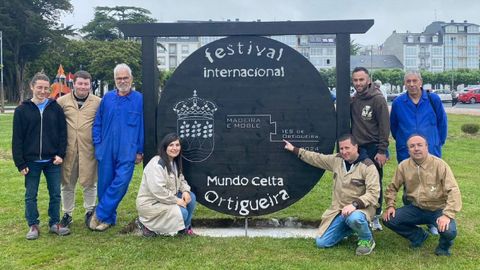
top-left (115, 76), bottom-right (130, 81)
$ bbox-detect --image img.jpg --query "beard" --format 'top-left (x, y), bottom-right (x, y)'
top-left (117, 82), bottom-right (131, 93)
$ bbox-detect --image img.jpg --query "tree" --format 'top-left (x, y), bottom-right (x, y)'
top-left (421, 71), bottom-right (435, 87)
top-left (88, 40), bottom-right (142, 89)
top-left (160, 69), bottom-right (175, 89)
top-left (319, 68), bottom-right (336, 88)
top-left (81, 6), bottom-right (156, 41)
top-left (370, 69), bottom-right (404, 92)
top-left (350, 40), bottom-right (361, 56)
top-left (29, 39), bottom-right (142, 92)
top-left (0, 0), bottom-right (73, 102)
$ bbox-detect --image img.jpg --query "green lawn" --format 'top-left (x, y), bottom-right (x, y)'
top-left (1, 113), bottom-right (479, 269)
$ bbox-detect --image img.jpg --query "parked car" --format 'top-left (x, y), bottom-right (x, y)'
top-left (387, 90), bottom-right (406, 102)
top-left (387, 93), bottom-right (400, 102)
top-left (432, 89), bottom-right (453, 103)
top-left (458, 88), bottom-right (480, 104)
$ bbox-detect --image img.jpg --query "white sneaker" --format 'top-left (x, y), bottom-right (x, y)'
top-left (26, 224), bottom-right (40, 240)
top-left (372, 216), bottom-right (383, 231)
top-left (49, 223), bottom-right (70, 236)
top-left (96, 222), bottom-right (111, 232)
top-left (88, 212), bottom-right (100, 230)
top-left (428, 225), bottom-right (439, 235)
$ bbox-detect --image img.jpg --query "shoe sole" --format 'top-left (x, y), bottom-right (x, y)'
top-left (49, 231), bottom-right (71, 236)
top-left (26, 227), bottom-right (40, 240)
top-left (356, 242), bottom-right (376, 256)
top-left (95, 224), bottom-right (110, 231)
top-left (49, 226), bottom-right (71, 236)
top-left (435, 250), bottom-right (451, 256)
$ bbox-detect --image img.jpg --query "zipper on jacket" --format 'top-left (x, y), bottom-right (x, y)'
top-left (416, 165), bottom-right (421, 202)
top-left (39, 110), bottom-right (44, 160)
top-left (38, 100), bottom-right (50, 160)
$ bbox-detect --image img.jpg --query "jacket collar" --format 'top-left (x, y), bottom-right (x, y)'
top-left (115, 89), bottom-right (135, 100)
top-left (24, 98), bottom-right (54, 107)
top-left (157, 157), bottom-right (167, 169)
top-left (399, 89), bottom-right (428, 104)
top-left (408, 154), bottom-right (434, 168)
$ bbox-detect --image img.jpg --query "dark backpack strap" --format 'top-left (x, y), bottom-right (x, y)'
top-left (426, 90), bottom-right (438, 119)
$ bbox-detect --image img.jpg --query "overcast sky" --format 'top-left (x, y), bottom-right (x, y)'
top-left (61, 0), bottom-right (480, 45)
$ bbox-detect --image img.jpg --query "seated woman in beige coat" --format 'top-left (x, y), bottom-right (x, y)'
top-left (135, 133), bottom-right (196, 236)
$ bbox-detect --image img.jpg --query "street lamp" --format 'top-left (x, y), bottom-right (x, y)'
top-left (451, 36), bottom-right (455, 91)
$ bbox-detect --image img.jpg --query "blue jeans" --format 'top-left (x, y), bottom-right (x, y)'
top-left (24, 161), bottom-right (61, 227)
top-left (177, 191), bottom-right (196, 228)
top-left (360, 144), bottom-right (387, 216)
top-left (383, 204), bottom-right (457, 250)
top-left (316, 211), bottom-right (372, 248)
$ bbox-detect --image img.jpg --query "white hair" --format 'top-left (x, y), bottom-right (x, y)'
top-left (113, 63), bottom-right (132, 78)
top-left (404, 70), bottom-right (422, 81)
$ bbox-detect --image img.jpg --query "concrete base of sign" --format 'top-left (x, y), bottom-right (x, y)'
top-left (194, 227), bottom-right (317, 238)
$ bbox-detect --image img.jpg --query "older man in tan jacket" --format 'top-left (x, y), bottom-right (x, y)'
top-left (284, 134), bottom-right (379, 256)
top-left (383, 134), bottom-right (462, 256)
top-left (57, 71), bottom-right (101, 229)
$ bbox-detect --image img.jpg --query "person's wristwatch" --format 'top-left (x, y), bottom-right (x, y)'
top-left (352, 201), bottom-right (359, 209)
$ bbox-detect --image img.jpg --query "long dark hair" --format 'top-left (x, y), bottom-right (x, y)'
top-left (158, 133), bottom-right (183, 176)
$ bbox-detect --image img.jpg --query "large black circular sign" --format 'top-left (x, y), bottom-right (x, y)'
top-left (157, 36), bottom-right (336, 216)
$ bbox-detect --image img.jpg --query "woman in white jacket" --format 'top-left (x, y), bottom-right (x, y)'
top-left (136, 133), bottom-right (196, 236)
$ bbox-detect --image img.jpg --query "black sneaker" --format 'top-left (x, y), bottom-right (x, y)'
top-left (435, 246), bottom-right (451, 256)
top-left (60, 213), bottom-right (73, 227)
top-left (135, 218), bottom-right (156, 237)
top-left (85, 211), bottom-right (94, 228)
top-left (410, 231), bottom-right (429, 249)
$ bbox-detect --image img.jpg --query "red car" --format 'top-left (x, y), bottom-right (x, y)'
top-left (458, 88), bottom-right (480, 104)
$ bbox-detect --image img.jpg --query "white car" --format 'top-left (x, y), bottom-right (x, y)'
top-left (432, 89), bottom-right (453, 103)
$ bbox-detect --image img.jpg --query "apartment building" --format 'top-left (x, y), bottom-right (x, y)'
top-left (424, 20), bottom-right (480, 70)
top-left (157, 36), bottom-right (200, 70)
top-left (383, 20), bottom-right (480, 72)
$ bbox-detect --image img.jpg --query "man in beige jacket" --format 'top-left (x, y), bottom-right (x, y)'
top-left (383, 134), bottom-right (462, 256)
top-left (57, 71), bottom-right (101, 228)
top-left (284, 134), bottom-right (379, 256)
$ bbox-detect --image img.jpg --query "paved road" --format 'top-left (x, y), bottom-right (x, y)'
top-left (444, 106), bottom-right (480, 116)
top-left (452, 102), bottom-right (480, 110)
top-left (385, 101), bottom-right (480, 115)
top-left (2, 104), bottom-right (480, 115)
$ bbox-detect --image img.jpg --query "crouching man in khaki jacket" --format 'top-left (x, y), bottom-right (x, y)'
top-left (284, 134), bottom-right (379, 256)
top-left (383, 134), bottom-right (462, 256)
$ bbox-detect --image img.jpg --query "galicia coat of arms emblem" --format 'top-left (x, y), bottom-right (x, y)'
top-left (173, 90), bottom-right (218, 162)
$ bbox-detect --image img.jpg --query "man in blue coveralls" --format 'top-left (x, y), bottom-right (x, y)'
top-left (89, 63), bottom-right (144, 231)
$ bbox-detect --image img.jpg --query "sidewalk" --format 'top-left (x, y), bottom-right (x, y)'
top-left (2, 104), bottom-right (480, 115)
top-left (195, 227), bottom-right (317, 238)
top-left (1, 105), bottom-right (15, 114)
top-left (444, 106), bottom-right (480, 115)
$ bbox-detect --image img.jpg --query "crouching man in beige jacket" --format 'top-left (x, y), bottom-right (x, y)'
top-left (284, 134), bottom-right (379, 256)
top-left (383, 134), bottom-right (462, 256)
